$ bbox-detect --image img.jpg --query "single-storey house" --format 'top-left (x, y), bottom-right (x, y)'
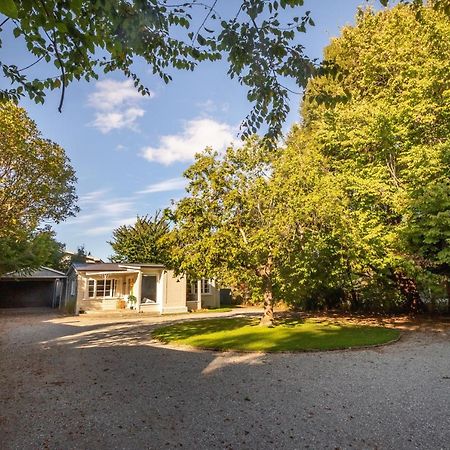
top-left (0, 267), bottom-right (66, 308)
top-left (65, 263), bottom-right (220, 314)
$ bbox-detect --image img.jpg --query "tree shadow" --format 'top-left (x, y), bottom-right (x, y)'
top-left (0, 310), bottom-right (449, 450)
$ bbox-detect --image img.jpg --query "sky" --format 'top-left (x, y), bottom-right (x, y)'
top-left (3, 0), bottom-right (380, 260)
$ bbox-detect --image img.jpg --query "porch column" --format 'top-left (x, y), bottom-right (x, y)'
top-left (197, 279), bottom-right (202, 310)
top-left (136, 271), bottom-right (143, 312)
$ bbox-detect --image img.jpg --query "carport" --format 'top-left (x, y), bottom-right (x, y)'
top-left (0, 267), bottom-right (66, 308)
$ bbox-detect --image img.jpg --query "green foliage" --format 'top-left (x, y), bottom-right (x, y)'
top-left (192, 307), bottom-right (233, 313)
top-left (152, 317), bottom-right (400, 351)
top-left (0, 228), bottom-right (65, 275)
top-left (284, 2), bottom-right (450, 310)
top-left (0, 102), bottom-right (78, 238)
top-left (109, 213), bottom-right (170, 264)
top-left (58, 245), bottom-right (91, 272)
top-left (168, 138), bottom-right (291, 318)
top-left (0, 102), bottom-right (77, 275)
top-left (403, 176), bottom-right (450, 277)
top-left (168, 2), bottom-right (450, 313)
top-left (0, 0), bottom-right (317, 141)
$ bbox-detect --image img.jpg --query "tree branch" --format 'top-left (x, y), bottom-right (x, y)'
top-left (38, 0), bottom-right (66, 112)
top-left (18, 55), bottom-right (45, 72)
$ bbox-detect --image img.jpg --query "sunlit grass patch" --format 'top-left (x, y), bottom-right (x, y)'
top-left (152, 317), bottom-right (400, 352)
top-left (193, 307), bottom-right (233, 313)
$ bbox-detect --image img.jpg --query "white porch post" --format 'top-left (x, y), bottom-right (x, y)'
top-left (197, 279), bottom-right (202, 310)
top-left (136, 271), bottom-right (143, 312)
top-left (160, 271), bottom-right (165, 314)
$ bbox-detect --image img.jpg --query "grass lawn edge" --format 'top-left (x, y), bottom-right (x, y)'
top-left (151, 318), bottom-right (402, 354)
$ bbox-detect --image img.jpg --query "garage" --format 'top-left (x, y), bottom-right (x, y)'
top-left (0, 268), bottom-right (66, 308)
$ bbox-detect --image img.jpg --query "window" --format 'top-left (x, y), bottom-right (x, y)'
top-left (88, 280), bottom-right (95, 297)
top-left (141, 275), bottom-right (157, 304)
top-left (188, 279), bottom-right (211, 295)
top-left (201, 279), bottom-right (211, 294)
top-left (70, 280), bottom-right (76, 296)
top-left (88, 279), bottom-right (117, 298)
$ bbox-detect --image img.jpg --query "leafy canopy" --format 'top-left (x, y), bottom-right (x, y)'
top-left (0, 0), bottom-right (317, 141)
top-left (286, 2), bottom-right (450, 309)
top-left (0, 228), bottom-right (65, 275)
top-left (109, 213), bottom-right (170, 264)
top-left (0, 101), bottom-right (78, 238)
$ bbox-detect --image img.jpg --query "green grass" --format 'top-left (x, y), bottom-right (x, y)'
top-left (193, 307), bottom-right (233, 313)
top-left (152, 317), bottom-right (400, 352)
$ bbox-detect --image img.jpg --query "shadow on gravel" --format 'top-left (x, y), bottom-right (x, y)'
top-left (0, 314), bottom-right (269, 449)
top-left (1, 311), bottom-right (449, 450)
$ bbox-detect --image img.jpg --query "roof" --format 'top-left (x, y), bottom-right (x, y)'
top-left (1, 267), bottom-right (66, 280)
top-left (72, 262), bottom-right (167, 274)
top-left (119, 263), bottom-right (166, 269)
top-left (72, 263), bottom-right (123, 272)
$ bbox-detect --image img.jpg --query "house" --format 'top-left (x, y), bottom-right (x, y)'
top-left (186, 279), bottom-right (221, 310)
top-left (65, 263), bottom-right (221, 314)
top-left (0, 267), bottom-right (66, 308)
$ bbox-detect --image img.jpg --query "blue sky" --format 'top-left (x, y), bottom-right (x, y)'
top-left (4, 0), bottom-right (379, 260)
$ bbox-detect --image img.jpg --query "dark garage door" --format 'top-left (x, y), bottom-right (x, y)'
top-left (0, 280), bottom-right (54, 308)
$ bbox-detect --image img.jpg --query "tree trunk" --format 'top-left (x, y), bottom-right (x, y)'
top-left (259, 255), bottom-right (274, 326)
top-left (392, 271), bottom-right (426, 313)
top-left (260, 278), bottom-right (274, 326)
top-left (445, 279), bottom-right (450, 315)
top-left (346, 258), bottom-right (359, 311)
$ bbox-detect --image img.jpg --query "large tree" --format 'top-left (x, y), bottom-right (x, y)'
top-left (0, 101), bottom-right (78, 238)
top-left (0, 101), bottom-right (77, 274)
top-left (109, 213), bottom-right (170, 264)
top-left (291, 2), bottom-right (450, 311)
top-left (169, 139), bottom-right (301, 325)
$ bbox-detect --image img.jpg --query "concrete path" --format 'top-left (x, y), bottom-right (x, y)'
top-left (0, 308), bottom-right (449, 449)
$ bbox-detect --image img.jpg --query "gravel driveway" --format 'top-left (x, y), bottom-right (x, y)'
top-left (0, 308), bottom-right (449, 450)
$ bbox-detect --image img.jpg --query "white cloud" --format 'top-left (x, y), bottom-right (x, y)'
top-left (79, 189), bottom-right (109, 204)
top-left (86, 217), bottom-right (136, 236)
top-left (197, 99), bottom-right (230, 114)
top-left (141, 118), bottom-right (237, 165)
top-left (88, 79), bottom-right (152, 133)
top-left (136, 177), bottom-right (186, 194)
top-left (66, 191), bottom-right (136, 229)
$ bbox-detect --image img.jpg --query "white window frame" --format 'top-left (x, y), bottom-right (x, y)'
top-left (88, 278), bottom-right (117, 298)
top-left (188, 279), bottom-right (212, 295)
top-left (201, 279), bottom-right (211, 295)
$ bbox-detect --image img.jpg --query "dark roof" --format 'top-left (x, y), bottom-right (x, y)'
top-left (1, 267), bottom-right (66, 280)
top-left (73, 263), bottom-right (123, 272)
top-left (119, 263), bottom-right (165, 269)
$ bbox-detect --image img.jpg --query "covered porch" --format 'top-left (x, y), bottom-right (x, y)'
top-left (80, 266), bottom-right (165, 313)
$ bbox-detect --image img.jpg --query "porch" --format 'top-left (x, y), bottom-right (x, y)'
top-left (78, 268), bottom-right (164, 314)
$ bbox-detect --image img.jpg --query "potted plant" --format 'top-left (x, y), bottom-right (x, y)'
top-left (116, 299), bottom-right (126, 309)
top-left (127, 294), bottom-right (137, 310)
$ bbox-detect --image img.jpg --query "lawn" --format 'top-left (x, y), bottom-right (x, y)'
top-left (152, 317), bottom-right (400, 352)
top-left (193, 307), bottom-right (233, 313)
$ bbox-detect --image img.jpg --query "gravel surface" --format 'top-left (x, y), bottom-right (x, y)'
top-left (0, 308), bottom-right (449, 450)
